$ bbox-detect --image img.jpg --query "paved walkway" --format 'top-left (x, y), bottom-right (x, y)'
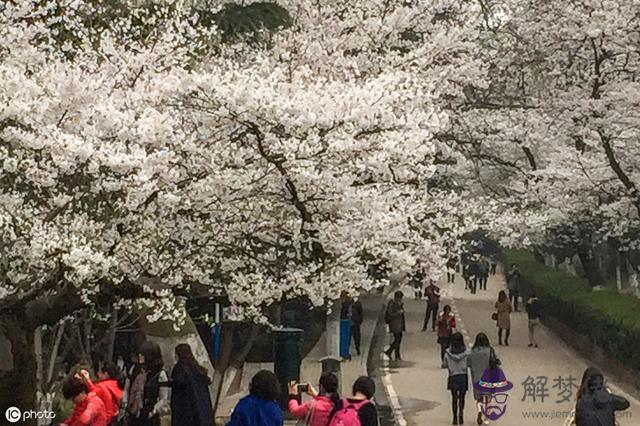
top-left (378, 269), bottom-right (640, 425)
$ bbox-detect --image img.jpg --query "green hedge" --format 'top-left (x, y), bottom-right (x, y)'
top-left (503, 249), bottom-right (640, 372)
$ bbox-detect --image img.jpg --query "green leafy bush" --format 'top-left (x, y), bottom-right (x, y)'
top-left (503, 249), bottom-right (640, 372)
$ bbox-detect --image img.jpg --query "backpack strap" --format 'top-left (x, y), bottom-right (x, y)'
top-left (347, 399), bottom-right (370, 410)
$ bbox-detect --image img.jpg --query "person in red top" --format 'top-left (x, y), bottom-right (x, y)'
top-left (78, 363), bottom-right (124, 425)
top-left (437, 304), bottom-right (457, 368)
top-left (61, 376), bottom-right (108, 426)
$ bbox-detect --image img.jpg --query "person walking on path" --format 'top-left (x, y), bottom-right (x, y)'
top-left (341, 294), bottom-right (364, 356)
top-left (526, 291), bottom-right (542, 348)
top-left (329, 376), bottom-right (379, 426)
top-left (437, 305), bottom-right (457, 368)
top-left (444, 332), bottom-right (470, 425)
top-left (494, 290), bottom-right (512, 346)
top-left (170, 344), bottom-right (213, 426)
top-left (573, 367), bottom-right (630, 426)
top-left (447, 256), bottom-right (458, 283)
top-left (489, 255), bottom-right (497, 276)
top-left (463, 260), bottom-right (471, 290)
top-left (468, 333), bottom-right (501, 425)
top-left (468, 257), bottom-right (480, 294)
top-left (410, 265), bottom-right (426, 300)
top-left (288, 372), bottom-right (340, 426)
top-left (350, 299), bottom-right (364, 356)
top-left (478, 258), bottom-right (490, 291)
top-left (126, 341), bottom-right (169, 426)
top-left (227, 370), bottom-right (283, 426)
top-left (422, 280), bottom-right (441, 332)
top-left (384, 291), bottom-right (406, 360)
top-left (506, 264), bottom-right (522, 311)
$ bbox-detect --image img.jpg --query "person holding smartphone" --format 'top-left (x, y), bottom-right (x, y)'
top-left (288, 373), bottom-right (340, 426)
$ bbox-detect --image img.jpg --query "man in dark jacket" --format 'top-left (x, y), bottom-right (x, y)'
top-left (342, 295), bottom-right (364, 356)
top-left (384, 291), bottom-right (406, 361)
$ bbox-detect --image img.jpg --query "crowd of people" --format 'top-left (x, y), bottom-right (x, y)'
top-left (55, 255), bottom-right (632, 426)
top-left (225, 371), bottom-right (378, 426)
top-left (58, 342), bottom-right (212, 426)
top-left (382, 257), bottom-right (631, 426)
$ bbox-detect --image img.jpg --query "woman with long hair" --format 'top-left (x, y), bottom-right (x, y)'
top-left (444, 332), bottom-right (469, 425)
top-left (495, 290), bottom-right (512, 346)
top-left (574, 367), bottom-right (629, 426)
top-left (171, 344), bottom-right (213, 426)
top-left (288, 372), bottom-right (340, 426)
top-left (468, 333), bottom-right (500, 425)
top-left (126, 341), bottom-right (169, 426)
top-left (437, 305), bottom-right (457, 367)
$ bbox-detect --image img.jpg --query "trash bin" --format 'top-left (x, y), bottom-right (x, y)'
top-left (319, 355), bottom-right (342, 375)
top-left (272, 327), bottom-right (304, 411)
top-left (339, 318), bottom-right (351, 359)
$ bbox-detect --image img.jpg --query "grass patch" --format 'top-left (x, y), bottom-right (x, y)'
top-left (504, 249), bottom-right (640, 372)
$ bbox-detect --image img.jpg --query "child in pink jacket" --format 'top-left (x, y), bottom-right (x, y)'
top-left (288, 373), bottom-right (340, 426)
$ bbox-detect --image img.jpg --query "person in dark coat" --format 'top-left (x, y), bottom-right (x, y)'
top-left (507, 264), bottom-right (522, 311)
top-left (489, 254), bottom-right (497, 276)
top-left (446, 257), bottom-right (458, 283)
top-left (341, 294), bottom-right (364, 356)
top-left (467, 257), bottom-right (480, 294)
top-left (171, 344), bottom-right (213, 426)
top-left (384, 291), bottom-right (406, 361)
top-left (478, 257), bottom-right (490, 291)
top-left (526, 292), bottom-right (542, 348)
top-left (575, 367), bottom-right (629, 426)
top-left (410, 266), bottom-right (426, 299)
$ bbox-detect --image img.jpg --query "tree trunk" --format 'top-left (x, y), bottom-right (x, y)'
top-left (34, 326), bottom-right (43, 394)
top-left (577, 245), bottom-right (605, 287)
top-left (106, 307), bottom-right (119, 362)
top-left (46, 323), bottom-right (66, 388)
top-left (0, 314), bottom-right (38, 426)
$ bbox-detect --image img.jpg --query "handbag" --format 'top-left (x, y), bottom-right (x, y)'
top-left (489, 347), bottom-right (500, 370)
top-left (491, 312), bottom-right (498, 321)
top-left (296, 399), bottom-right (316, 426)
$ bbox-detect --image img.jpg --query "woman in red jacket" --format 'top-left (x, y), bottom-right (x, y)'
top-left (78, 363), bottom-right (124, 425)
top-left (61, 376), bottom-right (108, 426)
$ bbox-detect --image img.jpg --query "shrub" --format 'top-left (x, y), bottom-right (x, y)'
top-left (503, 249), bottom-right (640, 372)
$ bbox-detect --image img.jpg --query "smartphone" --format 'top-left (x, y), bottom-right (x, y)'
top-left (297, 383), bottom-right (309, 393)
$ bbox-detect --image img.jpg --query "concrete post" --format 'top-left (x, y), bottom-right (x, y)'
top-left (326, 305), bottom-right (341, 358)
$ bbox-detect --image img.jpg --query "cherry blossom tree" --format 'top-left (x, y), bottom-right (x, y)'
top-left (1, 0), bottom-right (489, 413)
top-left (444, 0), bottom-right (640, 286)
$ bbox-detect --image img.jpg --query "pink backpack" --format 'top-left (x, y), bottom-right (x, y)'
top-left (329, 398), bottom-right (369, 426)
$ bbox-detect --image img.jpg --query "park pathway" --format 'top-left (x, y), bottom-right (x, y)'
top-left (378, 269), bottom-right (640, 425)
